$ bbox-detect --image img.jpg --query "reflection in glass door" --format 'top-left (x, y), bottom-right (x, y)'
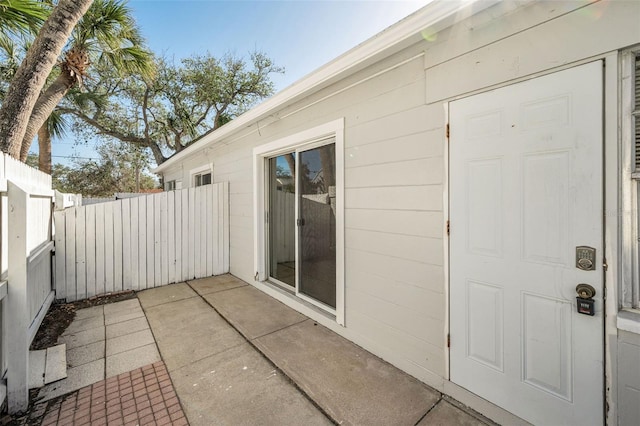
top-left (298, 143), bottom-right (336, 308)
top-left (266, 140), bottom-right (337, 311)
top-left (268, 154), bottom-right (296, 287)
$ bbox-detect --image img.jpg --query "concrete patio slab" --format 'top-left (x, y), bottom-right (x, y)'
top-left (66, 341), bottom-right (104, 368)
top-left (106, 328), bottom-right (155, 356)
top-left (73, 305), bottom-right (103, 321)
top-left (105, 315), bottom-right (149, 339)
top-left (188, 275), bottom-right (247, 296)
top-left (254, 319), bottom-right (440, 425)
top-left (102, 298), bottom-right (141, 315)
top-left (418, 400), bottom-right (487, 426)
top-left (29, 350), bottom-right (46, 389)
top-left (203, 285), bottom-right (307, 339)
top-left (44, 344), bottom-right (68, 384)
top-left (106, 343), bottom-right (161, 378)
top-left (169, 342), bottom-right (331, 426)
top-left (142, 296), bottom-right (245, 372)
top-left (30, 276), bottom-right (489, 426)
top-left (137, 282), bottom-right (197, 307)
top-left (62, 315), bottom-right (104, 335)
top-left (38, 359), bottom-right (105, 402)
top-left (58, 326), bottom-right (104, 350)
top-left (37, 297), bottom-right (161, 406)
top-left (104, 307), bottom-right (145, 326)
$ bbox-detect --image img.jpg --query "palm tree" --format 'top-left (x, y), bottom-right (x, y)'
top-left (0, 0), bottom-right (47, 38)
top-left (19, 0), bottom-right (154, 161)
top-left (0, 0), bottom-right (92, 158)
top-left (1, 32), bottom-right (72, 174)
top-left (37, 108), bottom-right (68, 174)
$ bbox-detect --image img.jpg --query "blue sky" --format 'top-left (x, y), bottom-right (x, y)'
top-left (44, 0), bottom-right (431, 165)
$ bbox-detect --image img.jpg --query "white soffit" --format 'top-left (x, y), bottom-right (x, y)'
top-left (153, 0), bottom-right (499, 173)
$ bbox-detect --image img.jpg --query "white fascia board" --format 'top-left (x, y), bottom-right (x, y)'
top-left (153, 0), bottom-right (499, 174)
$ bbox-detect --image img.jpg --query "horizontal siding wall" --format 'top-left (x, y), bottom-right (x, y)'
top-left (424, 0), bottom-right (640, 102)
top-left (162, 48), bottom-right (449, 382)
top-left (55, 183), bottom-right (229, 301)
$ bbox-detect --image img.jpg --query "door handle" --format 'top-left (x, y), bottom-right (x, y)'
top-left (576, 283), bottom-right (596, 299)
top-left (576, 284), bottom-right (596, 316)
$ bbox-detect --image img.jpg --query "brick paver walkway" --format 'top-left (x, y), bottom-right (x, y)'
top-left (32, 361), bottom-right (188, 426)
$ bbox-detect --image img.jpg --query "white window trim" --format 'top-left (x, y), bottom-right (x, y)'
top-left (621, 48), bottom-right (640, 312)
top-left (190, 163), bottom-right (213, 188)
top-left (253, 118), bottom-right (345, 326)
top-left (165, 180), bottom-right (176, 191)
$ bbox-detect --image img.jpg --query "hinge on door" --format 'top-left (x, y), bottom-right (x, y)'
top-left (603, 257), bottom-right (608, 272)
top-left (297, 218), bottom-right (305, 226)
top-left (447, 334), bottom-right (450, 348)
top-left (446, 220), bottom-right (450, 236)
top-left (446, 123), bottom-right (450, 139)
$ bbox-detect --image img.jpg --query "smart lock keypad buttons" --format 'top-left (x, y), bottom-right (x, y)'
top-left (576, 246), bottom-right (596, 271)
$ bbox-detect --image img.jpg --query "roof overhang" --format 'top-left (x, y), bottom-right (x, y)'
top-left (153, 0), bottom-right (499, 174)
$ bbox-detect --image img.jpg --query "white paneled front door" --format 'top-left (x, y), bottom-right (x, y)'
top-left (449, 61), bottom-right (604, 425)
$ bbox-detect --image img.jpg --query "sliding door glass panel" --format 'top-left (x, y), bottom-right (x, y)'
top-left (298, 143), bottom-right (336, 308)
top-left (268, 154), bottom-right (296, 287)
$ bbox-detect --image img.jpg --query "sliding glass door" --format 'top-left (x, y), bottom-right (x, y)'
top-left (266, 139), bottom-right (337, 310)
top-left (268, 154), bottom-right (296, 287)
top-left (298, 143), bottom-right (336, 308)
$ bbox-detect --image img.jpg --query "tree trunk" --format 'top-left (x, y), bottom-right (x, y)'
top-left (284, 153), bottom-right (295, 179)
top-left (135, 163), bottom-right (140, 192)
top-left (37, 125), bottom-right (52, 174)
top-left (148, 143), bottom-right (166, 165)
top-left (319, 145), bottom-right (335, 187)
top-left (20, 71), bottom-right (75, 160)
top-left (0, 0), bottom-right (93, 158)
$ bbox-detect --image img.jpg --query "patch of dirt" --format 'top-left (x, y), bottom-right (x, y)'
top-left (29, 304), bottom-right (75, 352)
top-left (1, 291), bottom-right (139, 423)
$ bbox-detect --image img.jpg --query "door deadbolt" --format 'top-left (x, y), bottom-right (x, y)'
top-left (576, 284), bottom-right (596, 316)
top-left (576, 283), bottom-right (596, 299)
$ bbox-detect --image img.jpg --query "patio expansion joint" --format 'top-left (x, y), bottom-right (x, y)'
top-left (137, 299), bottom-right (182, 368)
top-left (185, 280), bottom-right (339, 425)
top-left (137, 294), bottom-right (199, 309)
top-left (193, 283), bottom-right (249, 297)
top-left (412, 395), bottom-right (444, 426)
top-left (170, 341), bottom-right (248, 375)
top-left (249, 317), bottom-right (310, 341)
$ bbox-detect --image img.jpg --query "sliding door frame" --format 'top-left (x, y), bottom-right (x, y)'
top-left (253, 118), bottom-right (345, 325)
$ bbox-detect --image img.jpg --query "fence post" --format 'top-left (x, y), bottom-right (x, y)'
top-left (6, 181), bottom-right (29, 413)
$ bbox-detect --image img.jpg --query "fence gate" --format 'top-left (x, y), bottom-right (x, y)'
top-left (1, 153), bottom-right (56, 413)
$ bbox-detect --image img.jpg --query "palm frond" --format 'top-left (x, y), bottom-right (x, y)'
top-left (47, 108), bottom-right (69, 139)
top-left (0, 0), bottom-right (47, 36)
top-left (66, 88), bottom-right (109, 112)
top-left (70, 0), bottom-right (154, 79)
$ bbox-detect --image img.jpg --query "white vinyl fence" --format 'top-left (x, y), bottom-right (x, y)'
top-left (0, 152), bottom-right (57, 413)
top-left (54, 182), bottom-right (229, 301)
